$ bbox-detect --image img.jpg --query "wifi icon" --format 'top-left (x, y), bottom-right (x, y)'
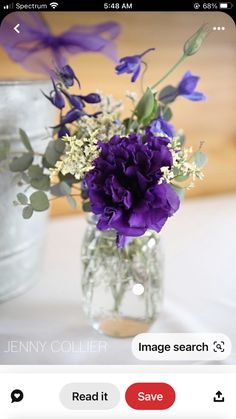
top-left (50, 2), bottom-right (59, 8)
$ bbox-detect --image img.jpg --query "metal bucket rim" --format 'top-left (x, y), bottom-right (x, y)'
top-left (0, 80), bottom-right (51, 86)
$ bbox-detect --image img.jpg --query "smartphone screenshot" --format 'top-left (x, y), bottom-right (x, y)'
top-left (0, 0), bottom-right (235, 417)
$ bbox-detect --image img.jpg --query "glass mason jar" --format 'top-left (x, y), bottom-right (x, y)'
top-left (81, 214), bottom-right (164, 338)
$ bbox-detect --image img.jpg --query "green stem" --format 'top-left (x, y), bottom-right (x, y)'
top-left (140, 60), bottom-right (148, 94)
top-left (151, 53), bottom-right (186, 90)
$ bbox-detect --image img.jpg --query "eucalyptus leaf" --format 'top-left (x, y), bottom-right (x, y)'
top-left (171, 184), bottom-right (185, 200)
top-left (30, 191), bottom-right (49, 211)
top-left (19, 129), bottom-right (33, 152)
top-left (58, 172), bottom-right (78, 185)
top-left (135, 88), bottom-right (155, 123)
top-left (176, 131), bottom-right (186, 147)
top-left (44, 141), bottom-right (60, 166)
top-left (22, 205), bottom-right (33, 219)
top-left (9, 152), bottom-right (34, 172)
top-left (0, 140), bottom-right (10, 161)
top-left (31, 175), bottom-right (50, 191)
top-left (50, 181), bottom-right (71, 197)
top-left (159, 85), bottom-right (177, 104)
top-left (192, 151), bottom-right (208, 168)
top-left (28, 164), bottom-right (44, 180)
top-left (174, 174), bottom-right (190, 182)
top-left (54, 139), bottom-right (65, 154)
top-left (82, 201), bottom-right (92, 212)
top-left (67, 195), bottom-right (77, 209)
top-left (162, 106), bottom-right (173, 121)
top-left (17, 192), bottom-right (28, 205)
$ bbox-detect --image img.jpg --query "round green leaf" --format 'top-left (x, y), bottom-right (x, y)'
top-left (17, 192), bottom-right (28, 205)
top-left (30, 191), bottom-right (49, 211)
top-left (19, 129), bottom-right (33, 152)
top-left (67, 196), bottom-right (77, 209)
top-left (28, 164), bottom-right (44, 180)
top-left (31, 175), bottom-right (50, 191)
top-left (54, 139), bottom-right (65, 154)
top-left (44, 141), bottom-right (60, 166)
top-left (9, 152), bottom-right (34, 172)
top-left (50, 181), bottom-right (71, 197)
top-left (192, 151), bottom-right (208, 168)
top-left (22, 205), bottom-right (33, 219)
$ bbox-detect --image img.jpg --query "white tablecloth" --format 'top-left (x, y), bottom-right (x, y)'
top-left (0, 194), bottom-right (235, 365)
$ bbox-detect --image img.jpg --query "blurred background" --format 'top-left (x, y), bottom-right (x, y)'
top-left (0, 11), bottom-right (236, 217)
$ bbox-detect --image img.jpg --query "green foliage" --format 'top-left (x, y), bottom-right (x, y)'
top-left (28, 164), bottom-right (43, 179)
top-left (50, 181), bottom-right (71, 197)
top-left (159, 85), bottom-right (177, 104)
top-left (0, 140), bottom-right (10, 161)
top-left (17, 192), bottom-right (28, 205)
top-left (9, 152), bottom-right (34, 172)
top-left (58, 172), bottom-right (78, 185)
top-left (67, 195), bottom-right (77, 209)
top-left (43, 140), bottom-right (65, 167)
top-left (192, 151), bottom-right (208, 168)
top-left (162, 106), bottom-right (173, 121)
top-left (82, 201), bottom-right (92, 212)
top-left (184, 24), bottom-right (209, 57)
top-left (19, 129), bottom-right (33, 152)
top-left (135, 88), bottom-right (157, 124)
top-left (31, 175), bottom-right (50, 191)
top-left (22, 205), bottom-right (33, 219)
top-left (30, 191), bottom-right (49, 211)
top-left (176, 131), bottom-right (186, 147)
top-left (171, 184), bottom-right (185, 200)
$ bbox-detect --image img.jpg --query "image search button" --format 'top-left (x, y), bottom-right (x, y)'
top-left (125, 382), bottom-right (175, 410)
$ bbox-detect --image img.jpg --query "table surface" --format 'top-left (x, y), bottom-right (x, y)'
top-left (0, 193), bottom-right (236, 365)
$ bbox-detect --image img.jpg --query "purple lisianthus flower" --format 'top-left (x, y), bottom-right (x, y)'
top-left (177, 71), bottom-right (206, 101)
top-left (42, 78), bottom-right (65, 109)
top-left (115, 48), bottom-right (155, 82)
top-left (146, 116), bottom-right (175, 138)
top-left (85, 134), bottom-right (180, 246)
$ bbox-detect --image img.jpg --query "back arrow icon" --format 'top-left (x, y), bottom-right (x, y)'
top-left (14, 24), bottom-right (20, 34)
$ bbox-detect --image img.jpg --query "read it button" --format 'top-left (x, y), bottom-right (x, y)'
top-left (125, 382), bottom-right (175, 410)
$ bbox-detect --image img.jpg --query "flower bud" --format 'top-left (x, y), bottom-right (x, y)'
top-left (183, 24), bottom-right (209, 56)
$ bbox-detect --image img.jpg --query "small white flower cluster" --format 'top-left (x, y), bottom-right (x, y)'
top-left (159, 137), bottom-right (204, 190)
top-left (51, 99), bottom-right (125, 181)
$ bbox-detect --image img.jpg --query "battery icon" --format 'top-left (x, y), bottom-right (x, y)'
top-left (219, 2), bottom-right (233, 8)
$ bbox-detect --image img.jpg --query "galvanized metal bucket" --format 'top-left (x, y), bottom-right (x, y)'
top-left (0, 80), bottom-right (55, 302)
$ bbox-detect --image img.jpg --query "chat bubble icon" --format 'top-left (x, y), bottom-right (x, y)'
top-left (11, 389), bottom-right (24, 403)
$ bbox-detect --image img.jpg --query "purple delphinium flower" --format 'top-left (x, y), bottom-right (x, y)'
top-left (146, 116), bottom-right (175, 138)
top-left (160, 71), bottom-right (206, 103)
top-left (57, 65), bottom-right (81, 88)
top-left (42, 78), bottom-right (65, 109)
top-left (177, 71), bottom-right (206, 101)
top-left (115, 48), bottom-right (155, 82)
top-left (85, 134), bottom-right (180, 246)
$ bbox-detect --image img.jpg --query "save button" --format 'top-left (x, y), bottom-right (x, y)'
top-left (125, 382), bottom-right (175, 410)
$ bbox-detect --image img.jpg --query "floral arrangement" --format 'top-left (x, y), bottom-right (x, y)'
top-left (1, 22), bottom-right (208, 247)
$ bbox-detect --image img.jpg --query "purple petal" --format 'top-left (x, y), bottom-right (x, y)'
top-left (182, 91), bottom-right (207, 101)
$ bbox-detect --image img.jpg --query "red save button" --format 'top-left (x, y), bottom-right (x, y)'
top-left (125, 382), bottom-right (175, 410)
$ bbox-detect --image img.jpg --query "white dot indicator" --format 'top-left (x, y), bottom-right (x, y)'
top-left (222, 26), bottom-right (225, 30)
top-left (217, 26), bottom-right (221, 30)
top-left (213, 26), bottom-right (217, 30)
top-left (132, 283), bottom-right (144, 296)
